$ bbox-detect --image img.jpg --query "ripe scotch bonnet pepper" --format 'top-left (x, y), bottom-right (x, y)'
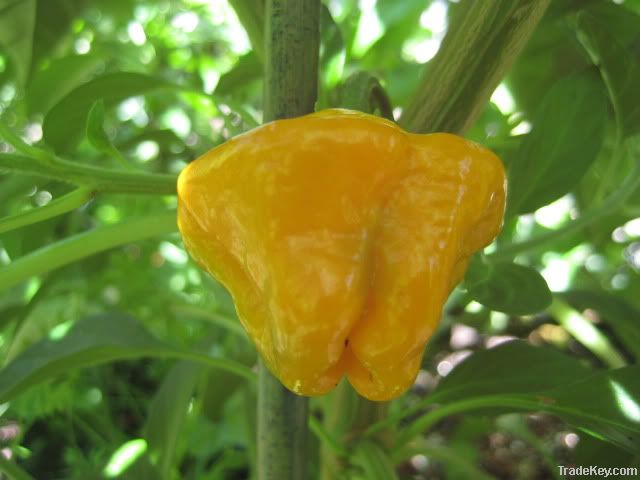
top-left (177, 109), bottom-right (506, 401)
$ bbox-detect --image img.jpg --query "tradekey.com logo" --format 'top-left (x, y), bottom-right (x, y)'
top-left (558, 466), bottom-right (638, 478)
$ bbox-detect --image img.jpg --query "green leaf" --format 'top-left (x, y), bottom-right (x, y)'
top-left (398, 343), bottom-right (640, 452)
top-left (430, 341), bottom-right (590, 404)
top-left (560, 290), bottom-right (640, 360)
top-left (145, 361), bottom-right (203, 479)
top-left (541, 366), bottom-right (640, 452)
top-left (86, 100), bottom-right (111, 152)
top-left (0, 0), bottom-right (35, 86)
top-left (42, 72), bottom-right (175, 152)
top-left (0, 313), bottom-right (170, 402)
top-left (0, 312), bottom-right (254, 403)
top-left (462, 254), bottom-right (492, 290)
top-left (0, 452), bottom-right (35, 480)
top-left (215, 52), bottom-right (262, 96)
top-left (351, 440), bottom-right (399, 480)
top-left (466, 262), bottom-right (552, 315)
top-left (86, 100), bottom-right (126, 163)
top-left (228, 0), bottom-right (265, 61)
top-left (577, 10), bottom-right (640, 136)
top-left (506, 73), bottom-right (608, 215)
top-left (27, 54), bottom-right (103, 115)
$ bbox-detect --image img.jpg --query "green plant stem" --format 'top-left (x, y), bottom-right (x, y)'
top-left (257, 1), bottom-right (320, 479)
top-left (400, 0), bottom-right (551, 134)
top-left (0, 211), bottom-right (177, 292)
top-left (0, 153), bottom-right (177, 195)
top-left (0, 187), bottom-right (94, 235)
top-left (0, 454), bottom-right (36, 480)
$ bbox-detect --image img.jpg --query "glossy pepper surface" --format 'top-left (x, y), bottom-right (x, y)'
top-left (177, 109), bottom-right (506, 401)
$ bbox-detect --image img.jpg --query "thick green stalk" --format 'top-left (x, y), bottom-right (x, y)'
top-left (400, 0), bottom-right (551, 134)
top-left (0, 211), bottom-right (177, 292)
top-left (257, 1), bottom-right (320, 480)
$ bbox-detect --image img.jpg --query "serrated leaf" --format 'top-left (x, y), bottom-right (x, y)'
top-left (577, 11), bottom-right (640, 137)
top-left (466, 262), bottom-right (552, 315)
top-left (0, 0), bottom-right (35, 86)
top-left (42, 72), bottom-right (175, 152)
top-left (506, 73), bottom-right (608, 215)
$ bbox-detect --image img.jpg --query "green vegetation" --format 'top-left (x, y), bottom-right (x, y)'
top-left (0, 0), bottom-right (639, 478)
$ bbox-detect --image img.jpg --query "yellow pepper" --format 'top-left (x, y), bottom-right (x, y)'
top-left (177, 109), bottom-right (506, 401)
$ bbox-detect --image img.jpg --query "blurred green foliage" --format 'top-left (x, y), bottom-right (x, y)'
top-left (0, 0), bottom-right (639, 478)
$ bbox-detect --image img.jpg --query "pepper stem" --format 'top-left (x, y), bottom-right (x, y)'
top-left (257, 1), bottom-right (320, 479)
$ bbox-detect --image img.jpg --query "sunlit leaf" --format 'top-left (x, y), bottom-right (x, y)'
top-left (560, 290), bottom-right (640, 360)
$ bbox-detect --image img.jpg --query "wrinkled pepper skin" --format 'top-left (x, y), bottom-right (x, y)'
top-left (177, 109), bottom-right (506, 401)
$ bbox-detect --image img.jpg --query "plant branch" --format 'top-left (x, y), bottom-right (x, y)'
top-left (0, 211), bottom-right (177, 292)
top-left (0, 153), bottom-right (177, 195)
top-left (400, 0), bottom-right (551, 134)
top-left (0, 187), bottom-right (94, 235)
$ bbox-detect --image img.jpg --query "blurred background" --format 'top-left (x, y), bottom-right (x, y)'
top-left (1, 0), bottom-right (640, 478)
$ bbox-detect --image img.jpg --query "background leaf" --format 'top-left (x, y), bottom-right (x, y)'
top-left (0, 0), bottom-right (35, 86)
top-left (86, 100), bottom-right (126, 162)
top-left (577, 8), bottom-right (640, 137)
top-left (27, 54), bottom-right (103, 115)
top-left (145, 361), bottom-right (203, 479)
top-left (466, 262), bottom-right (552, 315)
top-left (430, 341), bottom-right (590, 404)
top-left (42, 72), bottom-right (175, 152)
top-left (560, 290), bottom-right (640, 361)
top-left (0, 313), bottom-right (252, 403)
top-left (405, 342), bottom-right (640, 452)
top-left (506, 73), bottom-right (608, 215)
